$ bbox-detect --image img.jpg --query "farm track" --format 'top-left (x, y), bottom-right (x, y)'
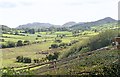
top-left (14, 46), bottom-right (116, 74)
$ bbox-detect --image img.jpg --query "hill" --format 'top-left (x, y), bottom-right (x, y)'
top-left (16, 22), bottom-right (60, 29)
top-left (16, 17), bottom-right (117, 30)
top-left (0, 25), bottom-right (11, 31)
top-left (62, 21), bottom-right (77, 27)
top-left (43, 49), bottom-right (119, 76)
top-left (70, 17), bottom-right (117, 30)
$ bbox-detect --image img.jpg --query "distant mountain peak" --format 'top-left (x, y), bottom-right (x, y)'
top-left (70, 17), bottom-right (117, 29)
top-left (97, 17), bottom-right (116, 22)
top-left (16, 22), bottom-right (54, 29)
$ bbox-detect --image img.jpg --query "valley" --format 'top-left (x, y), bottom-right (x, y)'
top-left (0, 17), bottom-right (120, 76)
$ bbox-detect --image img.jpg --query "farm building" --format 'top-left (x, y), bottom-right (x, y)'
top-left (115, 37), bottom-right (120, 49)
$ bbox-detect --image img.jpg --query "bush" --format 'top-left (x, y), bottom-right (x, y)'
top-left (59, 43), bottom-right (67, 47)
top-left (16, 56), bottom-right (31, 63)
top-left (33, 59), bottom-right (39, 63)
top-left (23, 57), bottom-right (31, 63)
top-left (46, 54), bottom-right (53, 61)
top-left (70, 40), bottom-right (79, 44)
top-left (16, 56), bottom-right (23, 62)
top-left (24, 40), bottom-right (30, 45)
top-left (46, 52), bottom-right (59, 61)
top-left (16, 40), bottom-right (23, 46)
top-left (55, 39), bottom-right (62, 43)
top-left (0, 39), bottom-right (4, 42)
top-left (50, 44), bottom-right (59, 48)
top-left (37, 35), bottom-right (41, 37)
top-left (1, 44), bottom-right (7, 48)
top-left (7, 41), bottom-right (16, 48)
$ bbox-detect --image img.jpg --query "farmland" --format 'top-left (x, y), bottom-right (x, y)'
top-left (0, 17), bottom-right (119, 76)
top-left (1, 31), bottom-right (99, 68)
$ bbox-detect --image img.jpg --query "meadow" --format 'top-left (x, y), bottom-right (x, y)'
top-left (1, 31), bottom-right (98, 68)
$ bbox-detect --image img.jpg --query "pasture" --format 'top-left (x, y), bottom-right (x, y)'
top-left (1, 31), bottom-right (98, 68)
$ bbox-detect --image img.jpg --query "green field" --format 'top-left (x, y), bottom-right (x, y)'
top-left (1, 31), bottom-right (98, 68)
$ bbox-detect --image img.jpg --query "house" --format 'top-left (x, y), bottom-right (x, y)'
top-left (115, 37), bottom-right (120, 49)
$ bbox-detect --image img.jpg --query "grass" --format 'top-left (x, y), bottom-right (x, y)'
top-left (43, 49), bottom-right (119, 75)
top-left (1, 31), bottom-right (98, 68)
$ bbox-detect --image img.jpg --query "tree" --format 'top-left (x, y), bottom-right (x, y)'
top-left (16, 56), bottom-right (31, 63)
top-left (53, 52), bottom-right (59, 60)
top-left (16, 56), bottom-right (23, 62)
top-left (24, 40), bottom-right (30, 45)
top-left (17, 40), bottom-right (23, 46)
top-left (46, 54), bottom-right (53, 61)
top-left (46, 52), bottom-right (59, 61)
top-left (50, 44), bottom-right (59, 48)
top-left (33, 59), bottom-right (39, 63)
top-left (7, 41), bottom-right (15, 48)
top-left (55, 39), bottom-right (62, 43)
top-left (15, 31), bottom-right (18, 35)
top-left (28, 29), bottom-right (35, 34)
top-left (23, 57), bottom-right (31, 63)
top-left (37, 29), bottom-right (41, 32)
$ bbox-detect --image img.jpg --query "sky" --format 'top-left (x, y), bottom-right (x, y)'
top-left (0, 0), bottom-right (119, 28)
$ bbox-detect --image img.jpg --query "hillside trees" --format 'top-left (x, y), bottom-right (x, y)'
top-left (61, 29), bottom-right (119, 58)
top-left (24, 28), bottom-right (35, 34)
top-left (88, 30), bottom-right (118, 51)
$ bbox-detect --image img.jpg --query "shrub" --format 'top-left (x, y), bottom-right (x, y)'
top-left (37, 35), bottom-right (41, 37)
top-left (46, 52), bottom-right (59, 61)
top-left (1, 44), bottom-right (7, 48)
top-left (24, 40), bottom-right (30, 45)
top-left (50, 44), bottom-right (59, 48)
top-left (23, 57), bottom-right (31, 63)
top-left (16, 40), bottom-right (23, 46)
top-left (16, 56), bottom-right (31, 63)
top-left (7, 41), bottom-right (16, 48)
top-left (33, 59), bottom-right (39, 63)
top-left (59, 43), bottom-right (67, 47)
top-left (46, 54), bottom-right (53, 61)
top-left (16, 56), bottom-right (23, 62)
top-left (55, 39), bottom-right (62, 43)
top-left (0, 39), bottom-right (4, 42)
top-left (36, 38), bottom-right (38, 40)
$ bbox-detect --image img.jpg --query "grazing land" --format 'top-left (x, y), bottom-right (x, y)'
top-left (0, 17), bottom-right (120, 76)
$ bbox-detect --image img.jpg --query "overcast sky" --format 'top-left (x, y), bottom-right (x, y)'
top-left (0, 0), bottom-right (119, 28)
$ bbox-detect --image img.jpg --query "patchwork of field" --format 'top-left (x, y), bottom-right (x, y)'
top-left (1, 31), bottom-right (98, 68)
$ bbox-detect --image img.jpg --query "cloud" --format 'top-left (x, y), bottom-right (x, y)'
top-left (0, 0), bottom-right (34, 8)
top-left (19, 2), bottom-right (33, 6)
top-left (0, 1), bottom-right (17, 8)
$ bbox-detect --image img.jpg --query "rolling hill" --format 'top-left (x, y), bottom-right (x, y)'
top-left (62, 21), bottom-right (77, 27)
top-left (16, 17), bottom-right (117, 30)
top-left (16, 22), bottom-right (60, 29)
top-left (70, 17), bottom-right (117, 30)
top-left (0, 25), bottom-right (11, 31)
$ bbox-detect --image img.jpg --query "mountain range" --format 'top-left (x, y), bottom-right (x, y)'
top-left (70, 17), bottom-right (117, 29)
top-left (1, 17), bottom-right (117, 30)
